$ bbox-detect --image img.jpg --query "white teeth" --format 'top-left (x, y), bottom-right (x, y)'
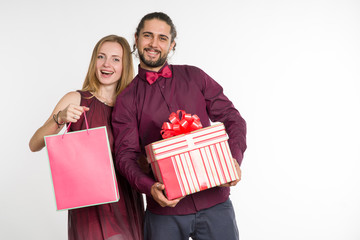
top-left (101, 70), bottom-right (113, 74)
top-left (147, 50), bottom-right (159, 54)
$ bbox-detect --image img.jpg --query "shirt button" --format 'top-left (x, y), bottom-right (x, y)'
top-left (161, 86), bottom-right (165, 89)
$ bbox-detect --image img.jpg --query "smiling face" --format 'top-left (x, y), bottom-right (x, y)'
top-left (95, 41), bottom-right (124, 87)
top-left (136, 19), bottom-right (176, 72)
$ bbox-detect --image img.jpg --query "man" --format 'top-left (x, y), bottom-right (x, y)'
top-left (112, 12), bottom-right (247, 240)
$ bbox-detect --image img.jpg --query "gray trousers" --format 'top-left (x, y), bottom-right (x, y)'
top-left (144, 198), bottom-right (239, 240)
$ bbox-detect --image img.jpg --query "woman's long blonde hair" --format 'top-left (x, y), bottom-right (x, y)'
top-left (82, 35), bottom-right (134, 96)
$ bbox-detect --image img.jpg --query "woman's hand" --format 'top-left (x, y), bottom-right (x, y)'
top-left (58, 104), bottom-right (90, 124)
top-left (29, 91), bottom-right (84, 152)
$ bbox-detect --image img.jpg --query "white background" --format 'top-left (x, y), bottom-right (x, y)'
top-left (1, 0), bottom-right (359, 239)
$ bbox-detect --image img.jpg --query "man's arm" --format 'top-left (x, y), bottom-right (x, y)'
top-left (112, 91), bottom-right (155, 196)
top-left (112, 90), bottom-right (184, 207)
top-left (112, 86), bottom-right (186, 207)
top-left (197, 68), bottom-right (247, 165)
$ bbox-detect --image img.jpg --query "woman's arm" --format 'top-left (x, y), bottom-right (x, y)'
top-left (29, 91), bottom-right (88, 152)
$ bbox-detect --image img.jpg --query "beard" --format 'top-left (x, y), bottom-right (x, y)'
top-left (138, 48), bottom-right (168, 69)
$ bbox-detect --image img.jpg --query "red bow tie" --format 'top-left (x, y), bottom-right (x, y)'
top-left (146, 65), bottom-right (172, 85)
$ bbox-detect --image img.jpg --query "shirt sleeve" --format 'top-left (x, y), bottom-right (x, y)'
top-left (112, 87), bottom-right (155, 196)
top-left (195, 67), bottom-right (247, 165)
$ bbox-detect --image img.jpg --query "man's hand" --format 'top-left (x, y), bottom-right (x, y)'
top-left (220, 158), bottom-right (242, 187)
top-left (150, 182), bottom-right (184, 207)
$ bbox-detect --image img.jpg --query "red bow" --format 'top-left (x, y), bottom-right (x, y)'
top-left (146, 65), bottom-right (172, 85)
top-left (161, 110), bottom-right (203, 139)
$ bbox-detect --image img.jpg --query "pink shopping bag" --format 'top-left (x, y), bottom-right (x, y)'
top-left (44, 114), bottom-right (119, 210)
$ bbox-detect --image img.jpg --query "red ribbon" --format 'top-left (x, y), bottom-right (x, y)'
top-left (161, 110), bottom-right (203, 139)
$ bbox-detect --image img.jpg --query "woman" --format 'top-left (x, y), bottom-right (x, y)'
top-left (29, 35), bottom-right (144, 240)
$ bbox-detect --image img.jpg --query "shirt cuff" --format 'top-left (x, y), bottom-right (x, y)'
top-left (137, 175), bottom-right (156, 197)
top-left (231, 148), bottom-right (243, 166)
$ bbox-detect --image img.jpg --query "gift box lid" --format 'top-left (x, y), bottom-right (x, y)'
top-left (146, 123), bottom-right (228, 162)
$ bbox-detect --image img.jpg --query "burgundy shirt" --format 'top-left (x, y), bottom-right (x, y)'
top-left (112, 63), bottom-right (247, 215)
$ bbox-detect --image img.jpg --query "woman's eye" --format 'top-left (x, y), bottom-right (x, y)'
top-left (114, 58), bottom-right (120, 62)
top-left (97, 55), bottom-right (104, 59)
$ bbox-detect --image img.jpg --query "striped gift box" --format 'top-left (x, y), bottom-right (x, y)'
top-left (145, 123), bottom-right (239, 200)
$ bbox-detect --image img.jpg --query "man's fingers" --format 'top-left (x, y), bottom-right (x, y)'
top-left (165, 196), bottom-right (184, 208)
top-left (151, 182), bottom-right (184, 208)
top-left (156, 183), bottom-right (165, 190)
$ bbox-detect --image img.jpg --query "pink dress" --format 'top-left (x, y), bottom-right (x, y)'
top-left (68, 91), bottom-right (144, 240)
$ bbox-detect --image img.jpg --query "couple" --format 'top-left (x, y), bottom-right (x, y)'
top-left (29, 12), bottom-right (247, 240)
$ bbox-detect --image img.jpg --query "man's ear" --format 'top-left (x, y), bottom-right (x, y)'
top-left (170, 40), bottom-right (176, 51)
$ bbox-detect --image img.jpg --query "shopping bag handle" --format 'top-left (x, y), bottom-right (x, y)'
top-left (62, 111), bottom-right (89, 138)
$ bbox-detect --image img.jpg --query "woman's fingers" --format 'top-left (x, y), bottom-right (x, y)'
top-left (59, 104), bottom-right (88, 123)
